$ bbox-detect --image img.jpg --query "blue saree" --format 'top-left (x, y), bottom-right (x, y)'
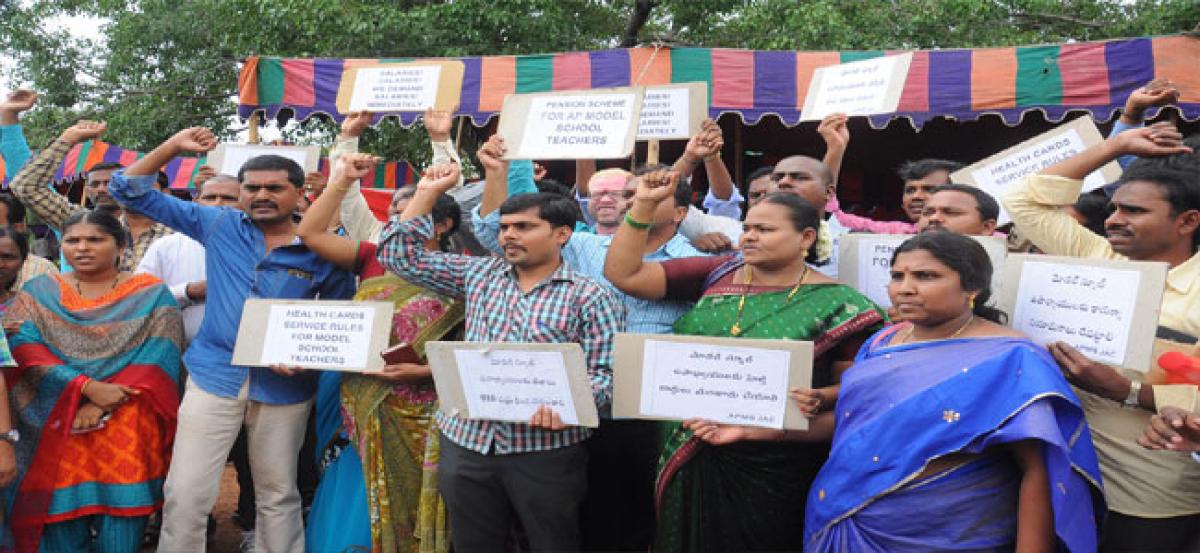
top-left (805, 327), bottom-right (1104, 552)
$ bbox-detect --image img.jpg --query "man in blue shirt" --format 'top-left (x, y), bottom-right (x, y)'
top-left (108, 127), bottom-right (355, 553)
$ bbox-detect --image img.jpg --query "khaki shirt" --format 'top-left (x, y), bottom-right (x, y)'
top-left (1004, 174), bottom-right (1200, 517)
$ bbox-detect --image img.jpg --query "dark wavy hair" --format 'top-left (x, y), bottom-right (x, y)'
top-left (891, 231), bottom-right (1007, 324)
top-left (431, 193), bottom-right (462, 251)
top-left (757, 192), bottom-right (823, 265)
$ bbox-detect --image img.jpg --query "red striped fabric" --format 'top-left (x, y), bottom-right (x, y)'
top-left (281, 59), bottom-right (316, 107)
top-left (896, 50), bottom-right (930, 112)
top-left (711, 49), bottom-right (755, 109)
top-left (1059, 43), bottom-right (1110, 106)
top-left (552, 52), bottom-right (591, 91)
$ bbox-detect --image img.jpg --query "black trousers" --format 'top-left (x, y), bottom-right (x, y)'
top-left (580, 420), bottom-right (662, 551)
top-left (1101, 511), bottom-right (1200, 552)
top-left (438, 437), bottom-right (588, 553)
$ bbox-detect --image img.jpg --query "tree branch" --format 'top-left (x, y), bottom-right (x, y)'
top-left (620, 0), bottom-right (656, 48)
top-left (1013, 11), bottom-right (1103, 29)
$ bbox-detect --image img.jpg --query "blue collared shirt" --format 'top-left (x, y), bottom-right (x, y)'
top-left (473, 206), bottom-right (702, 334)
top-left (0, 124), bottom-right (31, 181)
top-left (109, 170), bottom-right (355, 404)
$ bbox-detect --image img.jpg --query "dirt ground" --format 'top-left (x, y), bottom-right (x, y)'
top-left (144, 464), bottom-right (244, 552)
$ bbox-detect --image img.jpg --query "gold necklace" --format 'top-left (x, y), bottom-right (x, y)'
top-left (902, 314), bottom-right (975, 344)
top-left (75, 273), bottom-right (122, 298)
top-left (730, 264), bottom-right (808, 336)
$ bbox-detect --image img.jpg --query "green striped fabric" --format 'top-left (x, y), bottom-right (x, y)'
top-left (258, 57), bottom-right (286, 105)
top-left (516, 55), bottom-right (554, 93)
top-left (74, 141), bottom-right (93, 173)
top-left (671, 48), bottom-right (713, 101)
top-left (840, 50), bottom-right (884, 63)
top-left (1016, 45), bottom-right (1062, 106)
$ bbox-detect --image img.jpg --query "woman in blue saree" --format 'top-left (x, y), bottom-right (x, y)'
top-left (800, 231), bottom-right (1105, 552)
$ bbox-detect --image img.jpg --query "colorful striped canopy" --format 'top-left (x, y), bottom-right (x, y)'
top-left (237, 34), bottom-right (1200, 130)
top-left (53, 140), bottom-right (202, 189)
top-left (0, 140), bottom-right (417, 190)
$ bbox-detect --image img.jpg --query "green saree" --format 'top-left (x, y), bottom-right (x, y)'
top-left (341, 274), bottom-right (464, 553)
top-left (654, 260), bottom-right (885, 553)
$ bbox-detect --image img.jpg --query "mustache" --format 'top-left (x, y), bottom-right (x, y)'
top-left (251, 201), bottom-right (277, 209)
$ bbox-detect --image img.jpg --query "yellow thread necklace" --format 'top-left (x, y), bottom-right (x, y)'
top-left (730, 264), bottom-right (808, 337)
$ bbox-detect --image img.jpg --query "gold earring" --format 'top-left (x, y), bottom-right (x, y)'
top-left (968, 294), bottom-right (977, 310)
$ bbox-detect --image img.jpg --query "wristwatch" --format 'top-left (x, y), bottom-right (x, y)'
top-left (0, 428), bottom-right (18, 444)
top-left (1123, 380), bottom-right (1142, 408)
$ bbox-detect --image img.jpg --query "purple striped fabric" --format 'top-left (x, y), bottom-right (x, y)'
top-left (589, 50), bottom-right (630, 89)
top-left (753, 51), bottom-right (797, 115)
top-left (460, 57), bottom-right (484, 119)
top-left (1104, 38), bottom-right (1157, 121)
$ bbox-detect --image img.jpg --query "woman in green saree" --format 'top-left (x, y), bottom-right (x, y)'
top-left (604, 172), bottom-right (887, 552)
top-left (300, 153), bottom-right (465, 553)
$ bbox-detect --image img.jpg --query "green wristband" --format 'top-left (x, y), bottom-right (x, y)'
top-left (623, 212), bottom-right (651, 230)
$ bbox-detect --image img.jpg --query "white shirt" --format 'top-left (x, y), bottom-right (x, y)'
top-left (136, 232), bottom-right (206, 344)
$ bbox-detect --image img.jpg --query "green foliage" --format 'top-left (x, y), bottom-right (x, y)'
top-left (2, 0), bottom-right (1197, 165)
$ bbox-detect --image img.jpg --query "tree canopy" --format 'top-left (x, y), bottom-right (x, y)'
top-left (2, 0), bottom-right (1197, 166)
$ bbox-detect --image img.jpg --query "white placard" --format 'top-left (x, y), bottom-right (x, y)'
top-left (839, 234), bottom-right (1008, 308)
top-left (1010, 261), bottom-right (1141, 365)
top-left (639, 339), bottom-right (791, 428)
top-left (209, 144), bottom-right (320, 176)
top-left (801, 53), bottom-right (913, 121)
top-left (951, 117), bottom-right (1123, 225)
top-left (259, 304), bottom-right (376, 370)
top-left (348, 65), bottom-right (442, 112)
top-left (454, 349), bottom-right (580, 424)
top-left (500, 89), bottom-right (644, 160)
top-left (637, 87), bottom-right (691, 139)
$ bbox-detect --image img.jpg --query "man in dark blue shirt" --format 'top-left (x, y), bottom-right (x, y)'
top-left (109, 127), bottom-right (354, 553)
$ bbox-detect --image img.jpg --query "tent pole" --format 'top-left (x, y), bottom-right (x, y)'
top-left (248, 112), bottom-right (261, 145)
top-left (733, 120), bottom-right (743, 190)
top-left (454, 115), bottom-right (465, 156)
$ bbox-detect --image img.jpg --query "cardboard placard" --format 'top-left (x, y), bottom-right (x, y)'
top-left (838, 234), bottom-right (1008, 308)
top-left (800, 52), bottom-right (913, 121)
top-left (613, 334), bottom-right (813, 430)
top-left (636, 82), bottom-right (708, 140)
top-left (497, 87), bottom-right (645, 160)
top-left (951, 117), bottom-right (1124, 224)
top-left (335, 60), bottom-right (465, 113)
top-left (997, 254), bottom-right (1168, 371)
top-left (231, 299), bottom-right (394, 372)
top-left (207, 144), bottom-right (321, 176)
top-left (425, 341), bottom-right (600, 428)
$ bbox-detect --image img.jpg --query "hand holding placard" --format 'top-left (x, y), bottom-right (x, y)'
top-left (613, 334), bottom-right (814, 430)
top-left (425, 342), bottom-right (600, 428)
top-left (998, 254), bottom-right (1168, 372)
top-left (231, 299), bottom-right (394, 373)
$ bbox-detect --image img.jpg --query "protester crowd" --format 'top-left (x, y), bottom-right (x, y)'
top-left (0, 75), bottom-right (1197, 553)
